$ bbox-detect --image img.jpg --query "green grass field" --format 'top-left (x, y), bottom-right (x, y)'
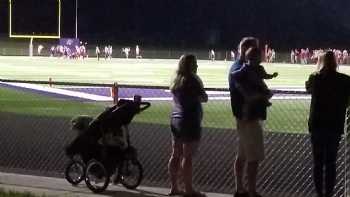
top-left (0, 56), bottom-right (327, 134)
top-left (0, 85), bottom-right (309, 133)
top-left (2, 56), bottom-right (350, 87)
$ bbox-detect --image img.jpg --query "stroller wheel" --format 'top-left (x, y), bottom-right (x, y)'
top-left (85, 160), bottom-right (110, 193)
top-left (65, 159), bottom-right (85, 185)
top-left (118, 159), bottom-right (143, 189)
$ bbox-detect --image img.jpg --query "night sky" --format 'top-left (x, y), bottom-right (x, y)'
top-left (1, 0), bottom-right (350, 50)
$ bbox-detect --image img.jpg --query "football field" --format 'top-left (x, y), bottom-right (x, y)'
top-left (1, 56), bottom-right (348, 133)
top-left (3, 56), bottom-right (348, 87)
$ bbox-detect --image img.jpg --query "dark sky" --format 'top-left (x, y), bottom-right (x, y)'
top-left (1, 0), bottom-right (350, 50)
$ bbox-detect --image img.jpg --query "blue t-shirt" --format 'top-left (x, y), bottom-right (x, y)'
top-left (228, 60), bottom-right (244, 119)
top-left (228, 60), bottom-right (243, 90)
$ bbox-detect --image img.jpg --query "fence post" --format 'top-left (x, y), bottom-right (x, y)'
top-left (111, 82), bottom-right (119, 104)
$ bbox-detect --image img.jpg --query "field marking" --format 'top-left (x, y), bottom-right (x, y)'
top-left (0, 82), bottom-right (113, 101)
top-left (0, 82), bottom-right (311, 102)
top-left (164, 89), bottom-right (230, 95)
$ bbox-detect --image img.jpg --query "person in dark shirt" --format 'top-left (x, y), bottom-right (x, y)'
top-left (168, 54), bottom-right (208, 197)
top-left (306, 51), bottom-right (350, 197)
top-left (235, 47), bottom-right (278, 120)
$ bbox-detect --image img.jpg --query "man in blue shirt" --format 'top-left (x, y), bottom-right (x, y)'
top-left (228, 37), bottom-right (264, 197)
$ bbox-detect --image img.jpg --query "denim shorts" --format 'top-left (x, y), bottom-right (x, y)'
top-left (170, 118), bottom-right (201, 142)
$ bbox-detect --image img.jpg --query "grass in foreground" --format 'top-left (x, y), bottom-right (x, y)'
top-left (0, 189), bottom-right (44, 197)
top-left (0, 87), bottom-right (310, 134)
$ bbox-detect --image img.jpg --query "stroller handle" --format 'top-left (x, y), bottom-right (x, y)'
top-left (139, 101), bottom-right (151, 112)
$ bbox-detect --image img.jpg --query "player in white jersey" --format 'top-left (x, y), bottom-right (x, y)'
top-left (210, 49), bottom-right (215, 61)
top-left (135, 45), bottom-right (142, 59)
top-left (123, 47), bottom-right (130, 59)
top-left (108, 45), bottom-right (113, 59)
top-left (37, 45), bottom-right (44, 56)
top-left (104, 46), bottom-right (109, 60)
top-left (96, 46), bottom-right (101, 61)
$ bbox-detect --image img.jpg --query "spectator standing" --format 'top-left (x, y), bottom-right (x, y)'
top-left (168, 54), bottom-right (208, 197)
top-left (228, 37), bottom-right (265, 197)
top-left (306, 51), bottom-right (350, 197)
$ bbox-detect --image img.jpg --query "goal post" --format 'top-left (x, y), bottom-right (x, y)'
top-left (8, 0), bottom-right (61, 56)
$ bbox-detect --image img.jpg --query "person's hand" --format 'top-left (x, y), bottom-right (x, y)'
top-left (272, 72), bottom-right (278, 78)
top-left (199, 93), bottom-right (208, 103)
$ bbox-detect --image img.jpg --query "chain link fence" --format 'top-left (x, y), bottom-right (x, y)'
top-left (0, 80), bottom-right (349, 197)
top-left (345, 110), bottom-right (350, 197)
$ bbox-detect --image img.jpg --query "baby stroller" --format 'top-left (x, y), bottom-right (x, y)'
top-left (64, 95), bottom-right (150, 193)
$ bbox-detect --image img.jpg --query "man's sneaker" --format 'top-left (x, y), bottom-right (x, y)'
top-left (234, 191), bottom-right (249, 197)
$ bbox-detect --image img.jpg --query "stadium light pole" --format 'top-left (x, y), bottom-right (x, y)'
top-left (75, 0), bottom-right (78, 39)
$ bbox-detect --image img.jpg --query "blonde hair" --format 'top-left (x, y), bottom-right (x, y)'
top-left (316, 52), bottom-right (325, 71)
top-left (170, 54), bottom-right (197, 92)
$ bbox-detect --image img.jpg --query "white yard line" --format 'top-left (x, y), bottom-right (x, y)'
top-left (1, 82), bottom-right (310, 101)
top-left (0, 82), bottom-right (113, 101)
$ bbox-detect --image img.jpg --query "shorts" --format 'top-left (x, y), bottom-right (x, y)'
top-left (237, 119), bottom-right (265, 162)
top-left (170, 118), bottom-right (201, 142)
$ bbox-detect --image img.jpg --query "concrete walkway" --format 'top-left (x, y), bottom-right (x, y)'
top-left (0, 172), bottom-right (231, 197)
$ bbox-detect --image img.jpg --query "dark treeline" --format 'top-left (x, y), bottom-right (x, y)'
top-left (1, 0), bottom-right (350, 50)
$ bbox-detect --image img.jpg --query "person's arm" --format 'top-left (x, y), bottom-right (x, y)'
top-left (305, 74), bottom-right (315, 93)
top-left (198, 78), bottom-right (208, 103)
top-left (139, 101), bottom-right (151, 112)
top-left (259, 66), bottom-right (278, 79)
top-left (199, 90), bottom-right (208, 103)
top-left (192, 75), bottom-right (208, 103)
top-left (264, 72), bottom-right (278, 79)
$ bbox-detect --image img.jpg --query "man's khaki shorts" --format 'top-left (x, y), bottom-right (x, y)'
top-left (237, 119), bottom-right (265, 162)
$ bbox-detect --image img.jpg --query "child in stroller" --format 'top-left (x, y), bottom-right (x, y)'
top-left (65, 95), bottom-right (150, 187)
